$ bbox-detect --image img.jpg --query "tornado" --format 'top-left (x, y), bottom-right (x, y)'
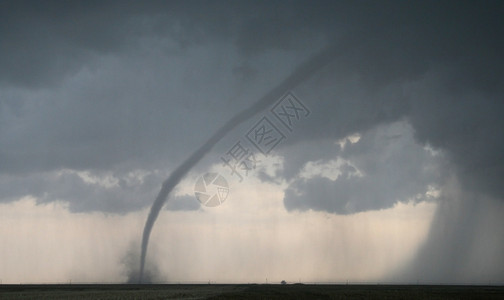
top-left (138, 44), bottom-right (340, 282)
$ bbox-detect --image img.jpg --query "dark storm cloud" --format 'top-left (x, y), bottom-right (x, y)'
top-left (283, 121), bottom-right (442, 214)
top-left (247, 1), bottom-right (503, 283)
top-left (261, 0), bottom-right (504, 205)
top-left (0, 42), bottom-right (259, 175)
top-left (0, 169), bottom-right (164, 213)
top-left (0, 0), bottom-right (502, 207)
top-left (0, 0), bottom-right (333, 212)
top-left (0, 0), bottom-right (324, 176)
top-left (0, 169), bottom-right (199, 213)
top-left (0, 0), bottom-right (313, 88)
top-left (408, 83), bottom-right (504, 200)
top-left (0, 0), bottom-right (239, 87)
top-left (0, 0), bottom-right (130, 87)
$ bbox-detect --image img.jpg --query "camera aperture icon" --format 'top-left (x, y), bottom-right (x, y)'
top-left (194, 172), bottom-right (229, 207)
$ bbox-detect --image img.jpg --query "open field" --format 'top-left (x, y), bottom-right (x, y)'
top-left (1, 284), bottom-right (504, 299)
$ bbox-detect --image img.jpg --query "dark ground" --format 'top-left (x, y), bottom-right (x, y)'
top-left (1, 284), bottom-right (503, 299)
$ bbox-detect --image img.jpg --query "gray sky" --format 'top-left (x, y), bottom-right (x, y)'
top-left (0, 0), bottom-right (503, 284)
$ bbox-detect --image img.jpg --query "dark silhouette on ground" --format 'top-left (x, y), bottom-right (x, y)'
top-left (1, 284), bottom-right (503, 299)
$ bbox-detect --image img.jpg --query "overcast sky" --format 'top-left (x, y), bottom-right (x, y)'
top-left (1, 0), bottom-right (503, 284)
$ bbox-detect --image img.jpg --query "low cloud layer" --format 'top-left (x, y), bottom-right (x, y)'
top-left (283, 121), bottom-right (442, 214)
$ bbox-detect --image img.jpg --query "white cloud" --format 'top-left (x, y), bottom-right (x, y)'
top-left (299, 158), bottom-right (363, 181)
top-left (336, 133), bottom-right (361, 150)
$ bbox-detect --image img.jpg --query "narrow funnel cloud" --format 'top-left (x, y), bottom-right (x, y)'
top-left (139, 44), bottom-right (339, 282)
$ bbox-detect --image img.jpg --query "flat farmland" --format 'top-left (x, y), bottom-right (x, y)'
top-left (1, 284), bottom-right (503, 299)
